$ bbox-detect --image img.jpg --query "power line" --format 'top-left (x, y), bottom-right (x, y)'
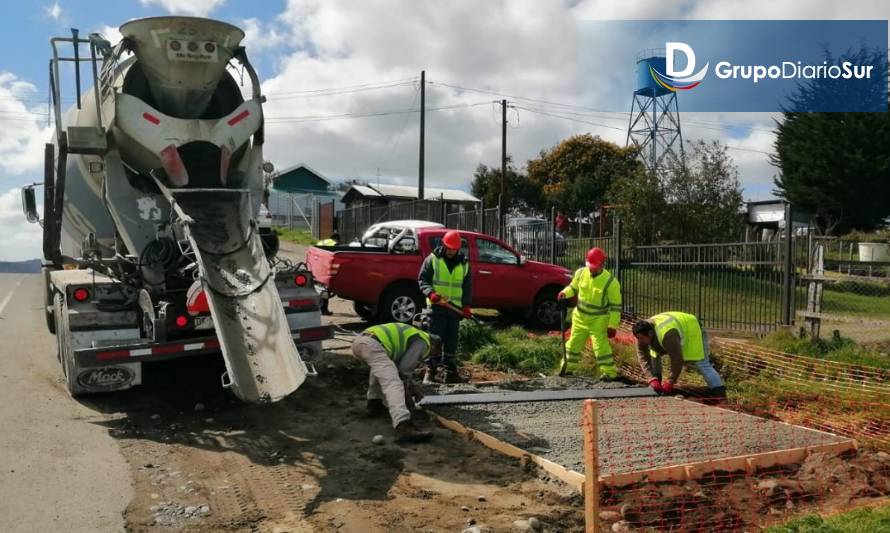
top-left (265, 100), bottom-right (494, 123)
top-left (264, 79), bottom-right (417, 100)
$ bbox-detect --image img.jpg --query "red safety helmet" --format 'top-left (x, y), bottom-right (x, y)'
top-left (586, 247), bottom-right (607, 270)
top-left (442, 230), bottom-right (462, 250)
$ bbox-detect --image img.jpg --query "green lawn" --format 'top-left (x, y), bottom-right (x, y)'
top-left (274, 227), bottom-right (315, 245)
top-left (765, 503), bottom-right (890, 533)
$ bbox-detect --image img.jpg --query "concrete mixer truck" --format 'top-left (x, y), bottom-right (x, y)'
top-left (20, 17), bottom-right (330, 403)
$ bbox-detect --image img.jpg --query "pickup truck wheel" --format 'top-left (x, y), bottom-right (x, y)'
top-left (380, 286), bottom-right (423, 324)
top-left (531, 287), bottom-right (562, 330)
top-left (353, 302), bottom-right (377, 321)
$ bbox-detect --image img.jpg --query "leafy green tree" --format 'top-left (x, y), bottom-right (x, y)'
top-left (526, 134), bottom-right (642, 213)
top-left (772, 47), bottom-right (890, 234)
top-left (661, 140), bottom-right (744, 243)
top-left (606, 169), bottom-right (667, 245)
top-left (470, 156), bottom-right (539, 209)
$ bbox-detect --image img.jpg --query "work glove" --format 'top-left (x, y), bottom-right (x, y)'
top-left (648, 378), bottom-right (663, 394)
top-left (607, 328), bottom-right (617, 339)
top-left (462, 306), bottom-right (472, 319)
top-left (429, 292), bottom-right (441, 304)
top-left (661, 380), bottom-right (674, 395)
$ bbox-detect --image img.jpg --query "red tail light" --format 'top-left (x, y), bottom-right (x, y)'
top-left (294, 274), bottom-right (308, 286)
top-left (175, 315), bottom-right (188, 328)
top-left (73, 288), bottom-right (90, 302)
top-left (186, 282), bottom-right (210, 316)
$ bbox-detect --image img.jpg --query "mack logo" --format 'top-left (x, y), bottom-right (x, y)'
top-left (77, 367), bottom-right (134, 391)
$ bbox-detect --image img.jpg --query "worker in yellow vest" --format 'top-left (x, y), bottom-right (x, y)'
top-left (557, 247), bottom-right (622, 378)
top-left (352, 322), bottom-right (443, 443)
top-left (316, 230), bottom-right (340, 246)
top-left (418, 230), bottom-right (472, 384)
top-left (632, 311), bottom-right (726, 398)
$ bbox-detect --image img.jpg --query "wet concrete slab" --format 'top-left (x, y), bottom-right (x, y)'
top-left (432, 397), bottom-right (850, 476)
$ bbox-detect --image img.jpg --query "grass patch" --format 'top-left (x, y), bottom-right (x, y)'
top-left (765, 503), bottom-right (890, 532)
top-left (471, 327), bottom-right (563, 374)
top-left (274, 227), bottom-right (315, 245)
top-left (759, 330), bottom-right (890, 369)
top-left (458, 320), bottom-right (496, 356)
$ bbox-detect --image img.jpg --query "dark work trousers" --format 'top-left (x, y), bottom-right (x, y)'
top-left (428, 307), bottom-right (461, 372)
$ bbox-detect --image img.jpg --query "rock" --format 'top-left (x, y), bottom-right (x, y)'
top-left (143, 463), bottom-right (155, 469)
top-left (184, 506), bottom-right (197, 516)
top-left (612, 521), bottom-right (632, 533)
top-left (194, 403), bottom-right (205, 412)
top-left (372, 435), bottom-right (385, 445)
top-left (467, 517), bottom-right (477, 526)
top-left (199, 505), bottom-right (210, 515)
top-left (461, 505), bottom-right (470, 512)
top-left (527, 517), bottom-right (541, 531)
top-left (599, 510), bottom-right (621, 522)
top-left (513, 519), bottom-right (534, 532)
top-left (477, 495), bottom-right (487, 502)
top-left (151, 414), bottom-right (161, 420)
top-left (149, 505), bottom-right (159, 513)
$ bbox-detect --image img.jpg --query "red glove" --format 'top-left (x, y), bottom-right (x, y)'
top-left (557, 292), bottom-right (566, 300)
top-left (648, 378), bottom-right (663, 394)
top-left (607, 328), bottom-right (617, 338)
top-left (661, 380), bottom-right (674, 395)
top-left (462, 306), bottom-right (472, 319)
top-left (429, 292), bottom-right (441, 304)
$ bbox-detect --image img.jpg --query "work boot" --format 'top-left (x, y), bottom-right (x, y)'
top-left (703, 386), bottom-right (727, 405)
top-left (366, 399), bottom-right (387, 418)
top-left (394, 421), bottom-right (434, 443)
top-left (422, 368), bottom-right (438, 385)
top-left (444, 368), bottom-right (468, 384)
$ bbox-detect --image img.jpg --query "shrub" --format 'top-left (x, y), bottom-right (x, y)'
top-left (458, 320), bottom-right (496, 357)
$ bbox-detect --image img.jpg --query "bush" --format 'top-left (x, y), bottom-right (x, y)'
top-left (470, 327), bottom-right (563, 374)
top-left (458, 320), bottom-right (496, 357)
top-left (826, 279), bottom-right (890, 297)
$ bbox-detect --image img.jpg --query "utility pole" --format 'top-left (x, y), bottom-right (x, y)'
top-left (418, 70), bottom-right (425, 200)
top-left (501, 99), bottom-right (507, 201)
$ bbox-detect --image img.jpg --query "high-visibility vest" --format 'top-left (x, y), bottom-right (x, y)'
top-left (564, 268), bottom-right (621, 320)
top-left (364, 323), bottom-right (430, 363)
top-left (650, 312), bottom-right (705, 362)
top-left (428, 255), bottom-right (467, 307)
top-left (317, 238), bottom-right (337, 246)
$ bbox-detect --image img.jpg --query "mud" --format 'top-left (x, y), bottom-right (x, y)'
top-left (433, 397), bottom-right (849, 476)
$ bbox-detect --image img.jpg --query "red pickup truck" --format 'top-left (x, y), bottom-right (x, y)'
top-left (306, 227), bottom-right (573, 329)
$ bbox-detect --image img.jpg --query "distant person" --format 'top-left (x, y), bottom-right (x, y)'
top-left (351, 322), bottom-right (442, 443)
top-left (632, 312), bottom-right (726, 399)
top-left (316, 230), bottom-right (340, 246)
top-left (418, 230), bottom-right (472, 384)
top-left (557, 247), bottom-right (621, 378)
top-left (555, 211), bottom-right (570, 236)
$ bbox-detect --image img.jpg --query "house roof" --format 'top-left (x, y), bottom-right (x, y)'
top-left (274, 162), bottom-right (332, 185)
top-left (343, 183), bottom-right (479, 203)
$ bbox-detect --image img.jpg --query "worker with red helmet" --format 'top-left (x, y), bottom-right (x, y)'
top-left (557, 247), bottom-right (622, 378)
top-left (418, 230), bottom-right (472, 383)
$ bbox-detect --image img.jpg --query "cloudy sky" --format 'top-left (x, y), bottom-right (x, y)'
top-left (0, 0), bottom-right (887, 260)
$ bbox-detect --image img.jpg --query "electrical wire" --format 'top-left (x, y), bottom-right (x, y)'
top-left (264, 100), bottom-right (494, 123)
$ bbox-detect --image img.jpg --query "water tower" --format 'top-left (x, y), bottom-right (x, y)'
top-left (626, 50), bottom-right (684, 176)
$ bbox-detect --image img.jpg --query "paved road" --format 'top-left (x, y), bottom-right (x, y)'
top-left (0, 273), bottom-right (130, 533)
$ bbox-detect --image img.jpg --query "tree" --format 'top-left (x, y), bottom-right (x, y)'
top-left (661, 140), bottom-right (744, 243)
top-left (526, 134), bottom-right (642, 213)
top-left (606, 169), bottom-right (667, 245)
top-left (772, 47), bottom-right (890, 234)
top-left (469, 156), bottom-right (539, 209)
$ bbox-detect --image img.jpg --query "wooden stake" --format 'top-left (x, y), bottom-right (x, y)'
top-left (583, 399), bottom-right (600, 533)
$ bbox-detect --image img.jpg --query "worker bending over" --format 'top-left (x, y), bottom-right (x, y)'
top-left (418, 230), bottom-right (472, 384)
top-left (632, 311), bottom-right (726, 398)
top-left (352, 322), bottom-right (442, 443)
top-left (558, 247), bottom-right (622, 378)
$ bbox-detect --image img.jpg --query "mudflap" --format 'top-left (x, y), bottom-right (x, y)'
top-left (173, 189), bottom-right (307, 404)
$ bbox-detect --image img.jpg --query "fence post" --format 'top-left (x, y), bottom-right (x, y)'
top-left (479, 200), bottom-right (485, 234)
top-left (583, 400), bottom-right (600, 533)
top-left (614, 214), bottom-right (622, 282)
top-left (497, 194), bottom-right (504, 240)
top-left (696, 245), bottom-right (703, 321)
top-left (549, 206), bottom-right (557, 265)
top-left (805, 244), bottom-right (824, 339)
top-left (440, 194), bottom-right (445, 225)
top-left (782, 202), bottom-right (794, 325)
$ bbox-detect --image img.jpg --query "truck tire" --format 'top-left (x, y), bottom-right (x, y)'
top-left (43, 268), bottom-right (56, 335)
top-left (353, 302), bottom-right (377, 321)
top-left (379, 285), bottom-right (424, 324)
top-left (530, 286), bottom-right (562, 330)
top-left (54, 293), bottom-right (81, 396)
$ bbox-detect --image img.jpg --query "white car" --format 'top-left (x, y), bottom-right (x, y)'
top-left (257, 204), bottom-right (273, 230)
top-left (358, 219), bottom-right (445, 248)
top-left (257, 204), bottom-right (278, 257)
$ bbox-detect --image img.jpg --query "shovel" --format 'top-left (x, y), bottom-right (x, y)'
top-left (438, 300), bottom-right (484, 325)
top-left (557, 298), bottom-right (569, 376)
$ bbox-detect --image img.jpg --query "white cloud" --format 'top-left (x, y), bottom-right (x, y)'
top-left (139, 0), bottom-right (225, 17)
top-left (0, 188), bottom-right (43, 261)
top-left (240, 17), bottom-right (288, 52)
top-left (95, 24), bottom-right (123, 46)
top-left (0, 72), bottom-right (54, 176)
top-left (43, 1), bottom-right (62, 20)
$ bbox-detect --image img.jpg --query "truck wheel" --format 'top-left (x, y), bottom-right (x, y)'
top-left (54, 293), bottom-right (81, 396)
top-left (353, 302), bottom-right (377, 321)
top-left (380, 285), bottom-right (423, 324)
top-left (530, 287), bottom-right (562, 330)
